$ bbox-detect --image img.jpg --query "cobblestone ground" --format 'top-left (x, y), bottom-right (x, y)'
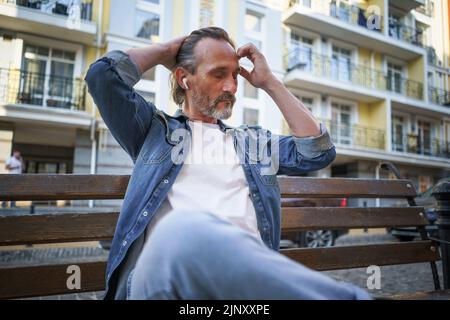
top-left (324, 233), bottom-right (444, 299)
top-left (2, 232), bottom-right (444, 300)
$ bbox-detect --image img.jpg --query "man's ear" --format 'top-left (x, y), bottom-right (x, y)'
top-left (174, 67), bottom-right (189, 89)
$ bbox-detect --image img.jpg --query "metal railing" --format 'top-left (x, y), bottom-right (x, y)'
top-left (286, 47), bottom-right (424, 100)
top-left (289, 0), bottom-right (383, 33)
top-left (1, 0), bottom-right (94, 21)
top-left (392, 134), bottom-right (450, 159)
top-left (388, 19), bottom-right (427, 47)
top-left (429, 87), bottom-right (450, 107)
top-left (0, 68), bottom-right (86, 111)
top-left (323, 120), bottom-right (385, 150)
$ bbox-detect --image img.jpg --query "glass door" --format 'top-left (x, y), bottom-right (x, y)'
top-left (417, 120), bottom-right (431, 155)
top-left (47, 49), bottom-right (76, 109)
top-left (290, 33), bottom-right (313, 72)
top-left (20, 45), bottom-right (48, 106)
top-left (387, 62), bottom-right (403, 94)
top-left (391, 115), bottom-right (405, 152)
top-left (332, 46), bottom-right (352, 82)
top-left (331, 103), bottom-right (352, 145)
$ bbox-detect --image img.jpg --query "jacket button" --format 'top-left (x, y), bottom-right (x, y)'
top-left (122, 240), bottom-right (127, 247)
top-left (164, 179), bottom-right (169, 184)
top-left (143, 211), bottom-right (148, 217)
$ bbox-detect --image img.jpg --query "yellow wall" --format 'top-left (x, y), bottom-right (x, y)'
top-left (408, 56), bottom-right (425, 83)
top-left (357, 100), bottom-right (387, 150)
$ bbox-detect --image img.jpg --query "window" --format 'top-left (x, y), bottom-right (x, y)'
top-left (417, 120), bottom-right (432, 155)
top-left (243, 108), bottom-right (259, 126)
top-left (295, 95), bottom-right (315, 114)
top-left (244, 80), bottom-right (258, 99)
top-left (135, 10), bottom-right (160, 42)
top-left (389, 13), bottom-right (403, 39)
top-left (21, 44), bottom-right (77, 109)
top-left (199, 0), bottom-right (215, 27)
top-left (332, 46), bottom-right (352, 82)
top-left (331, 102), bottom-right (352, 145)
top-left (387, 62), bottom-right (404, 94)
top-left (245, 11), bottom-right (262, 33)
top-left (289, 33), bottom-right (314, 71)
top-left (244, 10), bottom-right (264, 51)
top-left (392, 115), bottom-right (405, 152)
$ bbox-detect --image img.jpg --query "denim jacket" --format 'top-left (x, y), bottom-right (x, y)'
top-left (85, 51), bottom-right (336, 299)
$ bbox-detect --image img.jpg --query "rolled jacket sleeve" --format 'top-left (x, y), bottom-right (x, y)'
top-left (292, 123), bottom-right (335, 159)
top-left (104, 50), bottom-right (143, 88)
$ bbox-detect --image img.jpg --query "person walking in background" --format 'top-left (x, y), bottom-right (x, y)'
top-left (2, 150), bottom-right (23, 208)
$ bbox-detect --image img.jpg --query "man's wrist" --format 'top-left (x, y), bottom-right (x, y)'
top-left (262, 77), bottom-right (284, 96)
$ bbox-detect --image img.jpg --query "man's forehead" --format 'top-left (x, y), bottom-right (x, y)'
top-left (195, 38), bottom-right (239, 67)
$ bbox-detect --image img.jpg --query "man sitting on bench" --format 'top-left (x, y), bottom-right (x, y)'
top-left (85, 27), bottom-right (371, 300)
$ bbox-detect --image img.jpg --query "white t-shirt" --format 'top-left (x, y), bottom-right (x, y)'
top-left (145, 120), bottom-right (262, 243)
top-left (6, 156), bottom-right (22, 174)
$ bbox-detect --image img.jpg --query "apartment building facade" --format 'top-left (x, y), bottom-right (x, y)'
top-left (282, 0), bottom-right (450, 195)
top-left (0, 0), bottom-right (448, 206)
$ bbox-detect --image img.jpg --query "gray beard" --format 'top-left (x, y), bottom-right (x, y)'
top-left (192, 92), bottom-right (235, 120)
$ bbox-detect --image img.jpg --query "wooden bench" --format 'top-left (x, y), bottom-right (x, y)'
top-left (1, 165), bottom-right (449, 300)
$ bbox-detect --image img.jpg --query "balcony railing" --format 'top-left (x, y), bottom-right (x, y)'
top-left (388, 19), bottom-right (427, 47)
top-left (392, 134), bottom-right (450, 159)
top-left (286, 47), bottom-right (424, 100)
top-left (323, 120), bottom-right (385, 150)
top-left (289, 0), bottom-right (383, 33)
top-left (429, 87), bottom-right (450, 107)
top-left (0, 68), bottom-right (86, 111)
top-left (1, 0), bottom-right (94, 21)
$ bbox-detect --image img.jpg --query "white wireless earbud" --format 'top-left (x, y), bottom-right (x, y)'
top-left (183, 78), bottom-right (189, 90)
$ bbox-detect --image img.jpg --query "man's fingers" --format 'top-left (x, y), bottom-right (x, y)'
top-left (237, 43), bottom-right (258, 62)
top-left (239, 66), bottom-right (252, 81)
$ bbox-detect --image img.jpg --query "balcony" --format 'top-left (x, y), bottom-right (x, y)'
top-left (390, 0), bottom-right (425, 12)
top-left (284, 0), bottom-right (424, 60)
top-left (429, 87), bottom-right (450, 107)
top-left (325, 120), bottom-right (385, 150)
top-left (388, 19), bottom-right (427, 48)
top-left (392, 134), bottom-right (450, 159)
top-left (0, 0), bottom-right (97, 45)
top-left (0, 68), bottom-right (86, 111)
top-left (284, 47), bottom-right (424, 101)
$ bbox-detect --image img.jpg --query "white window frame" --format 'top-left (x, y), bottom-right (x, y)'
top-left (135, 0), bottom-right (164, 44)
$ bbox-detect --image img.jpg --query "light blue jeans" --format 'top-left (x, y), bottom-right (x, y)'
top-left (128, 210), bottom-right (372, 300)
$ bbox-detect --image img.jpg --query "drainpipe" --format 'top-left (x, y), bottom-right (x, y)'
top-left (89, 0), bottom-right (104, 208)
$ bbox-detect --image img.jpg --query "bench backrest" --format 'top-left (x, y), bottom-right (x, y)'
top-left (0, 174), bottom-right (441, 299)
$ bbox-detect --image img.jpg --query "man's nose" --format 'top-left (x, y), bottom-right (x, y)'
top-left (223, 76), bottom-right (237, 95)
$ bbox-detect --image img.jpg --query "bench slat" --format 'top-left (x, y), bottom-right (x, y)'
top-left (0, 175), bottom-right (129, 201)
top-left (0, 261), bottom-right (106, 300)
top-left (0, 212), bottom-right (119, 246)
top-left (0, 175), bottom-right (417, 201)
top-left (0, 207), bottom-right (428, 245)
top-left (281, 241), bottom-right (440, 271)
top-left (279, 177), bottom-right (417, 198)
top-left (281, 207), bottom-right (428, 231)
top-left (0, 241), bottom-right (439, 299)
